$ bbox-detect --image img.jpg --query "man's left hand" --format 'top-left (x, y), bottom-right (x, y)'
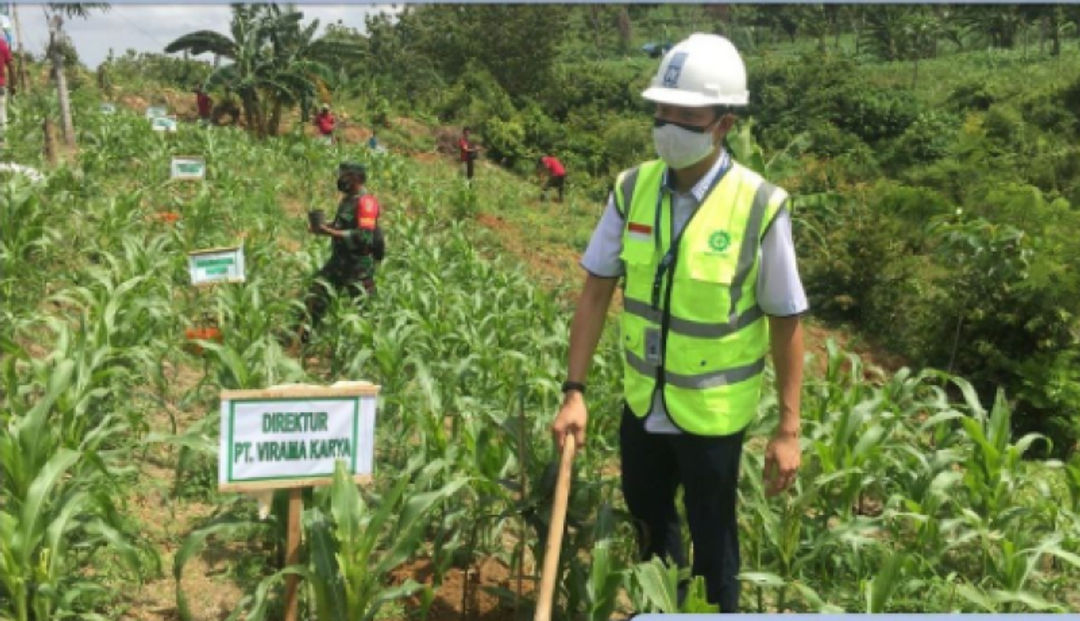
top-left (319, 225), bottom-right (349, 240)
top-left (763, 430), bottom-right (800, 497)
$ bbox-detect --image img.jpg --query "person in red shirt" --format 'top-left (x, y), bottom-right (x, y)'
top-left (0, 37), bottom-right (15, 147)
top-left (314, 104), bottom-right (336, 144)
top-left (459, 127), bottom-right (479, 180)
top-left (193, 86), bottom-right (212, 125)
top-left (538, 154), bottom-right (567, 202)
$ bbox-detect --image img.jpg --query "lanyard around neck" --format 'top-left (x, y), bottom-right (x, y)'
top-left (649, 154), bottom-right (732, 309)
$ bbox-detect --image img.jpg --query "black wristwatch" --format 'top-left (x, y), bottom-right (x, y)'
top-left (561, 381), bottom-right (586, 396)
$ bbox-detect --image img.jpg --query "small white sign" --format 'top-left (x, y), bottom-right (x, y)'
top-left (171, 156), bottom-right (206, 180)
top-left (188, 246), bottom-right (245, 285)
top-left (100, 103), bottom-right (116, 115)
top-left (145, 105), bottom-right (167, 119)
top-left (218, 382), bottom-right (379, 491)
top-left (152, 116), bottom-right (178, 132)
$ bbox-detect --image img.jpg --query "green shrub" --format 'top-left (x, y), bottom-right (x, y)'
top-left (803, 121), bottom-right (868, 159)
top-left (482, 116), bottom-right (528, 167)
top-left (982, 103), bottom-right (1027, 147)
top-left (601, 116), bottom-right (651, 173)
top-left (925, 216), bottom-right (1080, 456)
top-left (794, 197), bottom-right (917, 325)
top-left (828, 82), bottom-right (921, 145)
top-left (946, 80), bottom-right (999, 112)
top-left (873, 181), bottom-right (954, 232)
top-left (883, 111), bottom-right (960, 171)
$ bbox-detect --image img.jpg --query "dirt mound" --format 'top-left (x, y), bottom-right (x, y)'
top-left (160, 88), bottom-right (198, 119)
top-left (413, 151), bottom-right (441, 163)
top-left (392, 116), bottom-right (430, 138)
top-left (393, 556), bottom-right (530, 621)
top-left (340, 124), bottom-right (372, 144)
top-left (434, 127), bottom-right (462, 156)
top-left (118, 94), bottom-right (149, 112)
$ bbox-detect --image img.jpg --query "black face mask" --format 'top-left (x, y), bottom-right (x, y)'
top-left (336, 178), bottom-right (351, 193)
top-left (653, 117), bottom-right (716, 134)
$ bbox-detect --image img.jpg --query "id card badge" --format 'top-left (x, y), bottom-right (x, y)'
top-left (644, 327), bottom-right (661, 366)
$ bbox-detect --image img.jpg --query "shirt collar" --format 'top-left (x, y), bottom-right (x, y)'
top-left (661, 148), bottom-right (731, 202)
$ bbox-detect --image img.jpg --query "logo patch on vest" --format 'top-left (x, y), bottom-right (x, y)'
top-left (662, 53), bottom-right (688, 87)
top-left (708, 231), bottom-right (731, 253)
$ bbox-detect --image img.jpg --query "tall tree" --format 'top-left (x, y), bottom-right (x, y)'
top-left (958, 5), bottom-right (1025, 49)
top-left (860, 5), bottom-right (941, 87)
top-left (44, 3), bottom-right (109, 148)
top-left (616, 7), bottom-right (632, 55)
top-left (384, 5), bottom-right (568, 102)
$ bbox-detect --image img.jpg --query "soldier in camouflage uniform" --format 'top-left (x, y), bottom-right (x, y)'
top-left (301, 162), bottom-right (384, 340)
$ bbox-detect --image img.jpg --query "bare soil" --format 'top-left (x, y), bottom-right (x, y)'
top-left (392, 557), bottom-right (535, 621)
top-left (116, 359), bottom-right (251, 621)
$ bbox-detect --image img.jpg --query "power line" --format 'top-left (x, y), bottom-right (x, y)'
top-left (110, 8), bottom-right (171, 55)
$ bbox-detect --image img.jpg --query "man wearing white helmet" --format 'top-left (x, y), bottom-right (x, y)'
top-left (551, 33), bottom-right (806, 611)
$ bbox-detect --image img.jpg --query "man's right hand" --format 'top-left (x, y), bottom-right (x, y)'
top-left (551, 391), bottom-right (587, 453)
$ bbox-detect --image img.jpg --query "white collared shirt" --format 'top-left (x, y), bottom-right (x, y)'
top-left (580, 152), bottom-right (808, 434)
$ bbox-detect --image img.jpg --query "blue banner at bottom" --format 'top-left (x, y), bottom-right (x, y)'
top-left (632, 616), bottom-right (1080, 620)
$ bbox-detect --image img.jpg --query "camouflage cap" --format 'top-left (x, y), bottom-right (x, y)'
top-left (338, 161), bottom-right (366, 176)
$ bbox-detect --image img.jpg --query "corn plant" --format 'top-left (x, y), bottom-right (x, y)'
top-left (0, 343), bottom-right (154, 621)
top-left (237, 459), bottom-right (468, 620)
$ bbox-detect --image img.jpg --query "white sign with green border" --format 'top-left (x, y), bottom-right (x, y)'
top-left (145, 105), bottom-right (167, 119)
top-left (187, 245), bottom-right (245, 285)
top-left (218, 382), bottom-right (379, 492)
top-left (100, 103), bottom-right (116, 115)
top-left (151, 116), bottom-right (178, 132)
top-left (171, 156), bottom-right (206, 180)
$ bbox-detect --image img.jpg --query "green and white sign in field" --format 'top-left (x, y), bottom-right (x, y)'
top-left (171, 156), bottom-right (206, 180)
top-left (100, 103), bottom-right (116, 115)
top-left (151, 116), bottom-right (178, 132)
top-left (218, 382), bottom-right (379, 492)
top-left (145, 105), bottom-right (167, 119)
top-left (187, 245), bottom-right (245, 285)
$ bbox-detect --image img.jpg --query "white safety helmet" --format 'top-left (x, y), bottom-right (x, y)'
top-left (641, 33), bottom-right (748, 108)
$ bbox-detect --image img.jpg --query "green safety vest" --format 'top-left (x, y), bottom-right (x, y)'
top-left (615, 158), bottom-right (788, 436)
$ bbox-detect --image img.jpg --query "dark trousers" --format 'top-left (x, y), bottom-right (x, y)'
top-left (303, 269), bottom-right (375, 330)
top-left (620, 405), bottom-right (744, 612)
top-left (542, 175), bottom-right (565, 202)
top-left (464, 157), bottom-right (475, 180)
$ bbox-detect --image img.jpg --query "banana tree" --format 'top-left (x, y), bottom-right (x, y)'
top-left (165, 4), bottom-right (362, 137)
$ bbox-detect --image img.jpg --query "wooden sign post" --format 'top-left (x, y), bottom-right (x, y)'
top-left (219, 381), bottom-right (380, 621)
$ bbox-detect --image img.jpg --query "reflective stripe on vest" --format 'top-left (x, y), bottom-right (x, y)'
top-left (614, 167), bottom-right (640, 219)
top-left (615, 159), bottom-right (787, 436)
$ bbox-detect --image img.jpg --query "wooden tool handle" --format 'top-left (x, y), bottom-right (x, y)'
top-left (534, 434), bottom-right (576, 621)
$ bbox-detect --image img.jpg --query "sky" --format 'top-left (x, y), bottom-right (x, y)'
top-left (10, 4), bottom-right (400, 68)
